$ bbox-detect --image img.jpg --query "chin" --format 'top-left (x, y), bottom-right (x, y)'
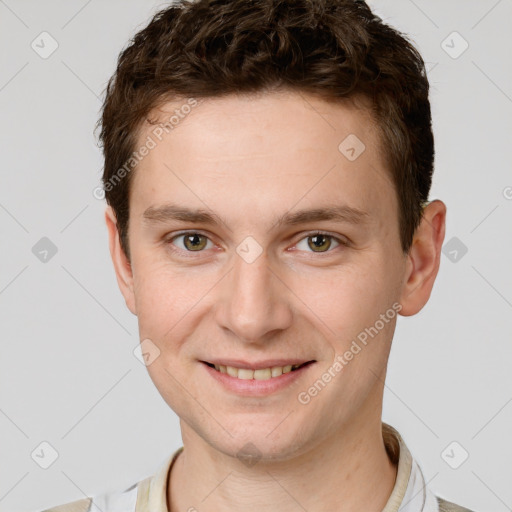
top-left (203, 424), bottom-right (312, 464)
top-left (226, 441), bottom-right (304, 464)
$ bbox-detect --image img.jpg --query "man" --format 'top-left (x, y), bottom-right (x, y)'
top-left (41, 0), bottom-right (475, 511)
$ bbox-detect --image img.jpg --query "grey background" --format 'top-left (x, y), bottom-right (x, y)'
top-left (1, 1), bottom-right (511, 511)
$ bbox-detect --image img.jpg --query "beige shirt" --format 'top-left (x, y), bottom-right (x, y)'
top-left (40, 423), bottom-right (474, 512)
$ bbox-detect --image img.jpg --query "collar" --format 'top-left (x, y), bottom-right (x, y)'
top-left (134, 423), bottom-right (438, 512)
top-left (381, 422), bottom-right (439, 512)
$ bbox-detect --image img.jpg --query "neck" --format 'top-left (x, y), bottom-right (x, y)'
top-left (168, 415), bottom-right (397, 512)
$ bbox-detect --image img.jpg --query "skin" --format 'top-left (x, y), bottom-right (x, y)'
top-left (105, 90), bottom-right (446, 512)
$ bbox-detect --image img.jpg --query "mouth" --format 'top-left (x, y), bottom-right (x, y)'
top-left (201, 360), bottom-right (316, 381)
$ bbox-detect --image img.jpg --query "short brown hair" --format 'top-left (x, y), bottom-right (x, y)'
top-left (97, 0), bottom-right (433, 259)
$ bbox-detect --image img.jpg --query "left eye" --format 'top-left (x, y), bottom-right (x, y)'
top-left (295, 233), bottom-right (342, 253)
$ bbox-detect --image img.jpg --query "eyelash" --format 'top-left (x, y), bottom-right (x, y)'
top-left (165, 230), bottom-right (349, 258)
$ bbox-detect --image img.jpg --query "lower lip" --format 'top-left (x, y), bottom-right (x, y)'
top-left (202, 362), bottom-right (315, 396)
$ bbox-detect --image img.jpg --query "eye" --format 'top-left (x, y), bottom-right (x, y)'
top-left (165, 230), bottom-right (348, 257)
top-left (295, 232), bottom-right (346, 253)
top-left (168, 232), bottom-right (214, 253)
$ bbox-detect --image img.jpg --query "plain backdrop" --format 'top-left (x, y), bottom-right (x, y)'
top-left (1, 1), bottom-right (511, 511)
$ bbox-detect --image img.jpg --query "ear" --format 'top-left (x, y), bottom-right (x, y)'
top-left (399, 200), bottom-right (446, 316)
top-left (105, 206), bottom-right (137, 315)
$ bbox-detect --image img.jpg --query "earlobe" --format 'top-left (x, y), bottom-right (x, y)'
top-left (398, 200), bottom-right (446, 316)
top-left (105, 206), bottom-right (137, 315)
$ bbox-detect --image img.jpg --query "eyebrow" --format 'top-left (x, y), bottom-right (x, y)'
top-left (142, 203), bottom-right (371, 229)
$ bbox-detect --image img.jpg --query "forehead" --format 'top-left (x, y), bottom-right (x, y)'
top-left (130, 90), bottom-right (395, 225)
top-left (140, 90), bottom-right (380, 157)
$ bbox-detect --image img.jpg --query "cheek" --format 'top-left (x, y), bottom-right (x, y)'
top-left (131, 257), bottom-right (223, 365)
top-left (293, 257), bottom-right (392, 328)
top-left (132, 261), bottom-right (190, 337)
top-left (290, 253), bottom-right (400, 372)
top-left (133, 242), bottom-right (197, 300)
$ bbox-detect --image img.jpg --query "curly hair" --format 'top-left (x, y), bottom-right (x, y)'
top-left (96, 0), bottom-right (434, 259)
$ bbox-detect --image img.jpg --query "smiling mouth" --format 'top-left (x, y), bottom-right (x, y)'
top-left (202, 360), bottom-right (315, 380)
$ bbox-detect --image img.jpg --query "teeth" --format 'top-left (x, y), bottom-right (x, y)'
top-left (271, 366), bottom-right (283, 377)
top-left (238, 368), bottom-right (254, 380)
top-left (226, 366), bottom-right (238, 377)
top-left (254, 368), bottom-right (271, 380)
top-left (211, 363), bottom-right (305, 380)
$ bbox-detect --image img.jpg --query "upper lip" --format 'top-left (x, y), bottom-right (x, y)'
top-left (201, 359), bottom-right (316, 370)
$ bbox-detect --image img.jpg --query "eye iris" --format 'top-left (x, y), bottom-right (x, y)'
top-left (308, 234), bottom-right (331, 252)
top-left (184, 234), bottom-right (207, 251)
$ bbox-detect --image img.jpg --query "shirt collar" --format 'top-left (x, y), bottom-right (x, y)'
top-left (134, 447), bottom-right (183, 512)
top-left (381, 422), bottom-right (439, 512)
top-left (136, 423), bottom-right (438, 512)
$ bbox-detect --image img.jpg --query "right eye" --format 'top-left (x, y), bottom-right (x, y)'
top-left (167, 232), bottom-right (215, 254)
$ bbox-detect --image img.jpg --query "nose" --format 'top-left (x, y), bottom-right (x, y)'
top-left (215, 249), bottom-right (294, 344)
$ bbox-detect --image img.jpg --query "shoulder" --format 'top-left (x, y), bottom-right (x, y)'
top-left (437, 495), bottom-right (478, 512)
top-left (39, 497), bottom-right (92, 512)
top-left (35, 448), bottom-right (182, 512)
top-left (38, 479), bottom-right (139, 512)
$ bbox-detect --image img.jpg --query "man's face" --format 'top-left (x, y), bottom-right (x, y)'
top-left (115, 91), bottom-right (411, 460)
